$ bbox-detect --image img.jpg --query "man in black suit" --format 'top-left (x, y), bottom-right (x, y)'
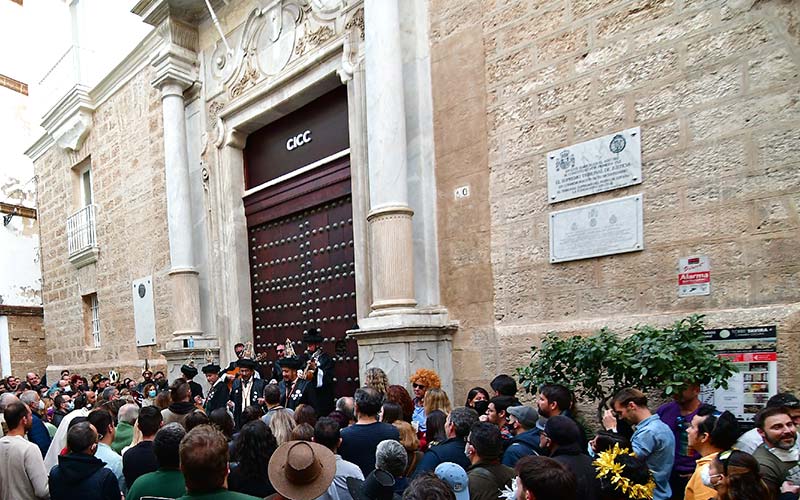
top-left (302, 329), bottom-right (336, 416)
top-left (277, 355), bottom-right (312, 411)
top-left (201, 363), bottom-right (229, 414)
top-left (181, 364), bottom-right (204, 402)
top-left (227, 357), bottom-right (265, 429)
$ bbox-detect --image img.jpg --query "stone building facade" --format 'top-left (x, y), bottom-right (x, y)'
top-left (0, 5), bottom-right (45, 380)
top-left (27, 0), bottom-right (799, 400)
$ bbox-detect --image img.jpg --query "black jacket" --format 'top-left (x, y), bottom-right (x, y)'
top-left (277, 377), bottom-right (312, 411)
top-left (304, 351), bottom-right (336, 416)
top-left (551, 443), bottom-right (599, 500)
top-left (204, 378), bottom-right (230, 414)
top-left (502, 428), bottom-right (541, 467)
top-left (413, 437), bottom-right (471, 477)
top-left (49, 453), bottom-right (121, 500)
top-left (229, 376), bottom-right (266, 429)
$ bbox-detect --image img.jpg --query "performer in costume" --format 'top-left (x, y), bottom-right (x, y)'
top-left (201, 363), bottom-right (229, 414)
top-left (227, 355), bottom-right (265, 429)
top-left (269, 343), bottom-right (286, 384)
top-left (301, 328), bottom-right (336, 416)
top-left (277, 342), bottom-right (313, 411)
top-left (181, 362), bottom-right (204, 401)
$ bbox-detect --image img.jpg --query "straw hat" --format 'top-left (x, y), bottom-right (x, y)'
top-left (268, 440), bottom-right (337, 500)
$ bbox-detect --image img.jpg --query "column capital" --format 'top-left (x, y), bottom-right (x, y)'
top-left (151, 44), bottom-right (198, 94)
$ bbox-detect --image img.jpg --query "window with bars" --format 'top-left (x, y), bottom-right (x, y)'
top-left (82, 293), bottom-right (100, 347)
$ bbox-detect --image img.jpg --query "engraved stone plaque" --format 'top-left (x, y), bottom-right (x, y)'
top-left (547, 127), bottom-right (642, 203)
top-left (132, 276), bottom-right (156, 346)
top-left (549, 194), bottom-right (644, 263)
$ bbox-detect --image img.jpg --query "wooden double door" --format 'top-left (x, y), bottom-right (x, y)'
top-left (244, 157), bottom-right (359, 399)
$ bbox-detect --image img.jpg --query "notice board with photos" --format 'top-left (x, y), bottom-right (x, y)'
top-left (700, 326), bottom-right (777, 423)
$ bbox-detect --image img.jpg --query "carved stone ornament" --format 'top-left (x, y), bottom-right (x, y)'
top-left (205, 0), bottom-right (352, 101)
top-left (344, 7), bottom-right (364, 41)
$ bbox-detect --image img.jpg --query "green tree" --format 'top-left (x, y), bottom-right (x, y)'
top-left (515, 315), bottom-right (735, 420)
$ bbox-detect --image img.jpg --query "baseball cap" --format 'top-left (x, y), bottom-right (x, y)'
top-left (435, 462), bottom-right (469, 500)
top-left (507, 405), bottom-right (539, 429)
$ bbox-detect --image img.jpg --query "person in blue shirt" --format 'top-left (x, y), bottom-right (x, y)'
top-left (607, 388), bottom-right (676, 500)
top-left (19, 390), bottom-right (51, 457)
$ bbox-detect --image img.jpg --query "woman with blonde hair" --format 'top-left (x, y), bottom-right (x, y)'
top-left (423, 387), bottom-right (451, 417)
top-left (268, 408), bottom-right (297, 446)
top-left (393, 419), bottom-right (423, 476)
top-left (408, 368), bottom-right (441, 435)
top-left (365, 367), bottom-right (389, 397)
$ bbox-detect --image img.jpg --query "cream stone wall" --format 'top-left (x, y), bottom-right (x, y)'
top-left (431, 0), bottom-right (800, 399)
top-left (35, 66), bottom-right (171, 381)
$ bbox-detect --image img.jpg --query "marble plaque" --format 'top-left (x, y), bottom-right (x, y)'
top-left (549, 194), bottom-right (644, 263)
top-left (132, 276), bottom-right (156, 346)
top-left (547, 127), bottom-right (642, 203)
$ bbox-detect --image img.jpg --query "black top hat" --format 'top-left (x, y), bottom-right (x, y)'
top-left (201, 363), bottom-right (221, 374)
top-left (278, 356), bottom-right (303, 370)
top-left (303, 328), bottom-right (324, 344)
top-left (236, 358), bottom-right (258, 370)
top-left (347, 470), bottom-right (396, 500)
top-left (180, 364), bottom-right (198, 378)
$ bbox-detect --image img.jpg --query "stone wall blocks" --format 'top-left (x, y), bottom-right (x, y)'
top-left (685, 20), bottom-right (774, 67)
top-left (574, 99), bottom-right (627, 140)
top-left (598, 48), bottom-right (680, 97)
top-left (579, 285), bottom-right (640, 317)
top-left (747, 49), bottom-right (798, 93)
top-left (536, 26), bottom-right (590, 66)
top-left (492, 7), bottom-right (569, 55)
top-left (639, 118), bottom-right (682, 158)
top-left (486, 46), bottom-right (536, 85)
top-left (688, 88), bottom-right (800, 142)
top-left (537, 76), bottom-right (594, 116)
top-left (482, 0), bottom-right (530, 34)
top-left (753, 196), bottom-right (799, 234)
top-left (429, 0), bottom-right (483, 44)
top-left (756, 128), bottom-right (800, 169)
top-left (751, 267), bottom-right (800, 306)
top-left (596, 0), bottom-right (677, 41)
top-left (644, 204), bottom-right (752, 246)
top-left (629, 9), bottom-right (715, 51)
top-left (597, 247), bottom-right (682, 285)
top-left (642, 137), bottom-right (747, 186)
top-left (486, 61), bottom-right (572, 107)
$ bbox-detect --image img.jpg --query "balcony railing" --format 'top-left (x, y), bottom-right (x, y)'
top-left (66, 204), bottom-right (98, 266)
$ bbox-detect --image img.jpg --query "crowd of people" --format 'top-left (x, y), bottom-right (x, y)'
top-left (0, 339), bottom-right (799, 500)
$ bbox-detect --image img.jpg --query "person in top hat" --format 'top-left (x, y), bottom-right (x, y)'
top-left (180, 364), bottom-right (204, 402)
top-left (268, 440), bottom-right (336, 500)
top-left (201, 363), bottom-right (229, 415)
top-left (277, 355), bottom-right (313, 412)
top-left (302, 328), bottom-right (336, 417)
top-left (228, 357), bottom-right (265, 430)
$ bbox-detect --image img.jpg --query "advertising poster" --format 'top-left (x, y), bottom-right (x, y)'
top-left (700, 326), bottom-right (777, 423)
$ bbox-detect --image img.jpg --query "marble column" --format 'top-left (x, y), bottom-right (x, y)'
top-left (151, 42), bottom-right (203, 341)
top-left (364, 0), bottom-right (416, 314)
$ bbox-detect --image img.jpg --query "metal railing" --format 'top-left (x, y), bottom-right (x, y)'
top-left (66, 204), bottom-right (97, 257)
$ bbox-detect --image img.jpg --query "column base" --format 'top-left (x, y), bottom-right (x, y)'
top-left (348, 310), bottom-right (458, 397)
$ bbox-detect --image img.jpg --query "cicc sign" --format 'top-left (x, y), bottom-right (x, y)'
top-left (286, 130), bottom-right (312, 151)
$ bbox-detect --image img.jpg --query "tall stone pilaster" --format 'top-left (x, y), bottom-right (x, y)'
top-left (148, 16), bottom-right (217, 383)
top-left (350, 0), bottom-right (455, 396)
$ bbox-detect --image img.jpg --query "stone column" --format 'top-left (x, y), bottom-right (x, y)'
top-left (363, 0), bottom-right (416, 314)
top-left (151, 29), bottom-right (203, 342)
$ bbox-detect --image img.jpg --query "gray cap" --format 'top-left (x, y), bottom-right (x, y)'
top-left (507, 405), bottom-right (539, 429)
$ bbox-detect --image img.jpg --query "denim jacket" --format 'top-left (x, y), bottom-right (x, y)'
top-left (631, 414), bottom-right (675, 500)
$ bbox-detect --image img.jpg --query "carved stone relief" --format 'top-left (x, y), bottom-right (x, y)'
top-left (202, 0), bottom-right (364, 103)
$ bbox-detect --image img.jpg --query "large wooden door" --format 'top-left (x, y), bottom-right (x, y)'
top-left (244, 158), bottom-right (359, 399)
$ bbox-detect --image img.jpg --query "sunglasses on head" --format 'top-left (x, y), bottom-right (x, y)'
top-left (717, 449), bottom-right (733, 475)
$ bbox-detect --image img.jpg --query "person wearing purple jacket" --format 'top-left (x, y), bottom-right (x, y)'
top-left (656, 383), bottom-right (702, 500)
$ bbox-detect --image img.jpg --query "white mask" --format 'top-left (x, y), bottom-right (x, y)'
top-left (38, 400), bottom-right (45, 411)
top-left (700, 465), bottom-right (714, 488)
top-left (587, 443), bottom-right (596, 458)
